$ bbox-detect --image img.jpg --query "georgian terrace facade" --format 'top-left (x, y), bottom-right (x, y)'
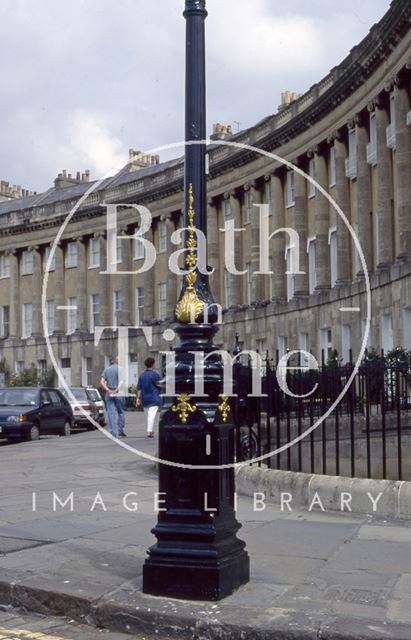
top-left (0, 0), bottom-right (410, 387)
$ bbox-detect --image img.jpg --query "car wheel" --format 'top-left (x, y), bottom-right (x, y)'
top-left (61, 420), bottom-right (71, 436)
top-left (27, 424), bottom-right (40, 442)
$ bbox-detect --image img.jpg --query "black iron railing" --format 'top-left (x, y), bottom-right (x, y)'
top-left (233, 352), bottom-right (411, 481)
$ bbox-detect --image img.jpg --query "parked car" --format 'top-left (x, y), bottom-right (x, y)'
top-left (59, 387), bottom-right (99, 430)
top-left (86, 387), bottom-right (106, 426)
top-left (0, 387), bottom-right (72, 442)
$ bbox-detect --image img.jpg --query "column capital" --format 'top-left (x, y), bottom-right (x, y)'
top-left (207, 196), bottom-right (216, 207)
top-left (4, 248), bottom-right (17, 257)
top-left (263, 173), bottom-right (274, 182)
top-left (243, 180), bottom-right (257, 192)
top-left (27, 245), bottom-right (39, 252)
top-left (93, 230), bottom-right (106, 239)
top-left (327, 128), bottom-right (345, 144)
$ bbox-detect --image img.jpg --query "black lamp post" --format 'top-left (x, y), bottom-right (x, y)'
top-left (142, 0), bottom-right (250, 600)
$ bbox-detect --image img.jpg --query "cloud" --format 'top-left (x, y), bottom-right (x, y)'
top-left (0, 0), bottom-right (391, 192)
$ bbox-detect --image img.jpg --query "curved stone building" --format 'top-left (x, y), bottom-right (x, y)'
top-left (0, 0), bottom-right (410, 387)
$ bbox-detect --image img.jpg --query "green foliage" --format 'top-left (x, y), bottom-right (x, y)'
top-left (9, 363), bottom-right (55, 387)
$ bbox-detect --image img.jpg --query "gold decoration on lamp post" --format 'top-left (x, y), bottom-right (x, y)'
top-left (171, 393), bottom-right (197, 424)
top-left (218, 395), bottom-right (231, 423)
top-left (175, 183), bottom-right (204, 323)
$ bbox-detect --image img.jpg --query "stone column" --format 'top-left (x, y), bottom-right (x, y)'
top-left (8, 249), bottom-right (19, 338)
top-left (393, 79), bottom-right (411, 260)
top-left (271, 171), bottom-right (286, 301)
top-left (77, 237), bottom-right (88, 331)
top-left (143, 227), bottom-right (155, 323)
top-left (96, 233), bottom-right (109, 327)
top-left (355, 117), bottom-right (373, 276)
top-left (207, 198), bottom-right (220, 301)
top-left (118, 229), bottom-right (131, 326)
top-left (165, 214), bottom-right (177, 320)
top-left (31, 246), bottom-right (42, 336)
top-left (249, 181), bottom-right (264, 302)
top-left (229, 190), bottom-right (243, 305)
top-left (54, 244), bottom-right (65, 333)
top-left (334, 134), bottom-right (351, 284)
top-left (313, 147), bottom-right (330, 290)
top-left (293, 167), bottom-right (309, 297)
top-left (375, 99), bottom-right (393, 268)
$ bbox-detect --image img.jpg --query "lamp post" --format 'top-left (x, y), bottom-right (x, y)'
top-left (142, 0), bottom-right (250, 600)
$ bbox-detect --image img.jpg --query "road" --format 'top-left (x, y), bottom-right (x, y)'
top-left (0, 608), bottom-right (156, 639)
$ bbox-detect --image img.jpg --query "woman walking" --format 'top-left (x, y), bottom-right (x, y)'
top-left (136, 357), bottom-right (162, 437)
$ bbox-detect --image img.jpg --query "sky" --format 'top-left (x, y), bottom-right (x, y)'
top-left (0, 0), bottom-right (390, 193)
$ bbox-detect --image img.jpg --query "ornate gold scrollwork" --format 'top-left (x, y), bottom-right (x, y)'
top-left (175, 183), bottom-right (204, 323)
top-left (172, 393), bottom-right (197, 424)
top-left (218, 394), bottom-right (231, 423)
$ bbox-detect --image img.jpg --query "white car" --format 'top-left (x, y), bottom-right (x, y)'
top-left (86, 387), bottom-right (106, 426)
top-left (59, 387), bottom-right (99, 430)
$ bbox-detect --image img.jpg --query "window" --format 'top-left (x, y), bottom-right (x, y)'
top-left (46, 300), bottom-right (55, 335)
top-left (403, 308), bottom-right (411, 351)
top-left (44, 246), bottom-right (55, 271)
top-left (298, 332), bottom-right (310, 366)
top-left (0, 254), bottom-right (10, 278)
top-left (224, 270), bottom-right (231, 308)
top-left (22, 250), bottom-right (34, 275)
top-left (329, 146), bottom-right (336, 187)
top-left (244, 191), bottom-right (253, 224)
top-left (286, 171), bottom-right (295, 207)
top-left (285, 245), bottom-right (294, 302)
top-left (158, 221), bottom-right (167, 253)
top-left (15, 361), bottom-right (25, 375)
top-left (345, 128), bottom-right (357, 179)
top-left (66, 242), bottom-right (78, 268)
top-left (113, 290), bottom-right (122, 325)
top-left (0, 306), bottom-right (9, 338)
top-left (135, 287), bottom-right (144, 325)
top-left (319, 328), bottom-right (333, 364)
top-left (386, 92), bottom-right (396, 150)
top-left (158, 283), bottom-right (167, 320)
top-left (246, 263), bottom-right (252, 304)
top-left (381, 313), bottom-right (394, 355)
top-left (307, 237), bottom-right (316, 294)
top-left (22, 303), bottom-right (33, 338)
top-left (269, 256), bottom-right (274, 299)
top-left (367, 112), bottom-right (378, 165)
top-left (222, 198), bottom-right (232, 220)
top-left (265, 181), bottom-right (272, 204)
top-left (116, 237), bottom-right (122, 264)
top-left (308, 159), bottom-right (315, 198)
top-left (90, 294), bottom-right (100, 332)
top-left (277, 335), bottom-right (288, 360)
top-left (67, 297), bottom-right (77, 334)
top-left (341, 324), bottom-right (351, 364)
top-left (89, 238), bottom-right (100, 268)
top-left (134, 234), bottom-right (145, 260)
top-left (329, 227), bottom-right (337, 287)
top-left (362, 319), bottom-right (372, 348)
top-left (82, 357), bottom-right (93, 387)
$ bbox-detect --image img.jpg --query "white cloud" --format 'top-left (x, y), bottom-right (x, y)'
top-left (65, 110), bottom-right (126, 177)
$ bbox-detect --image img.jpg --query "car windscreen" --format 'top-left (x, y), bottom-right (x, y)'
top-left (87, 389), bottom-right (100, 401)
top-left (0, 388), bottom-right (39, 406)
top-left (61, 388), bottom-right (89, 402)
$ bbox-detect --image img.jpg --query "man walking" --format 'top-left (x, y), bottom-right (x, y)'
top-left (100, 355), bottom-right (126, 438)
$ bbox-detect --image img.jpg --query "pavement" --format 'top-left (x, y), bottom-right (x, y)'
top-left (0, 412), bottom-right (410, 639)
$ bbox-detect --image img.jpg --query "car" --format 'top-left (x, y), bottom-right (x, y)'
top-left (86, 387), bottom-right (106, 426)
top-left (0, 387), bottom-right (72, 442)
top-left (59, 387), bottom-right (99, 430)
